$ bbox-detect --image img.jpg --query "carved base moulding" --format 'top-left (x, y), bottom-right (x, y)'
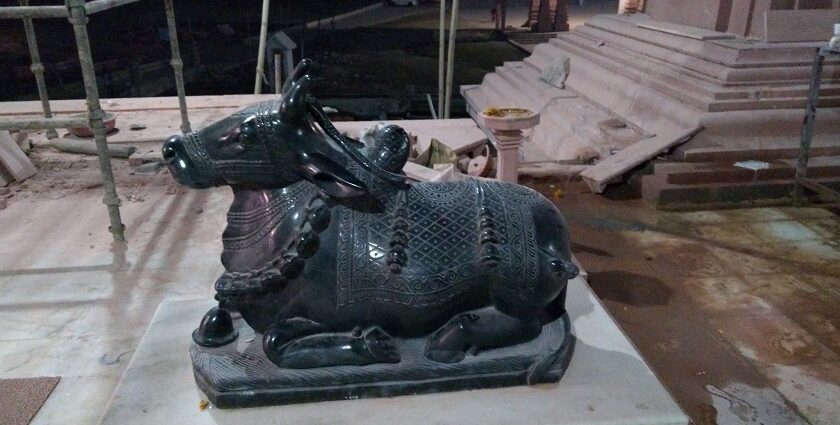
top-left (192, 313), bottom-right (573, 408)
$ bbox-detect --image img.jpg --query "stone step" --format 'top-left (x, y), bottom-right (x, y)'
top-left (587, 14), bottom-right (840, 68)
top-left (483, 73), bottom-right (538, 111)
top-left (523, 41), bottom-right (702, 136)
top-left (577, 24), bottom-right (840, 88)
top-left (461, 84), bottom-right (492, 115)
top-left (475, 74), bottom-right (515, 109)
top-left (654, 156), bottom-right (840, 185)
top-left (555, 32), bottom-right (840, 103)
top-left (538, 38), bottom-right (717, 111)
top-left (540, 36), bottom-right (840, 112)
top-left (495, 62), bottom-right (572, 110)
top-left (572, 26), bottom-right (732, 87)
top-left (530, 100), bottom-right (608, 159)
top-left (641, 170), bottom-right (840, 210)
top-left (679, 145), bottom-right (840, 163)
top-left (553, 34), bottom-right (726, 102)
top-left (464, 62), bottom-right (618, 162)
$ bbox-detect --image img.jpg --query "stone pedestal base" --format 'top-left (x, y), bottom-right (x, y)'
top-left (191, 313), bottom-right (573, 408)
top-left (99, 277), bottom-right (689, 425)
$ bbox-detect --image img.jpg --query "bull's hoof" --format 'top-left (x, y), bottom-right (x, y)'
top-left (192, 306), bottom-right (238, 347)
top-left (363, 326), bottom-right (401, 363)
top-left (424, 314), bottom-right (478, 363)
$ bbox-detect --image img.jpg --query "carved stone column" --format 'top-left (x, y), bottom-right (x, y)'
top-left (480, 110), bottom-right (540, 184)
top-left (494, 130), bottom-right (525, 183)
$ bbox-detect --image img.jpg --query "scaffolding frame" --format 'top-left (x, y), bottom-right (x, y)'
top-left (793, 46), bottom-right (840, 206)
top-left (0, 0), bottom-right (192, 242)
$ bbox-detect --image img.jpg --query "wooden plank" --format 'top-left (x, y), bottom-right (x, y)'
top-left (765, 9), bottom-right (840, 42)
top-left (636, 21), bottom-right (736, 41)
top-left (0, 131), bottom-right (36, 183)
top-left (580, 126), bottom-right (704, 193)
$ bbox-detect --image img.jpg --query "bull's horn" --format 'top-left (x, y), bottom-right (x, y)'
top-left (281, 59), bottom-right (316, 94)
top-left (279, 75), bottom-right (312, 124)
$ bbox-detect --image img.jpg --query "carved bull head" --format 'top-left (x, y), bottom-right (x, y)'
top-left (163, 60), bottom-right (406, 198)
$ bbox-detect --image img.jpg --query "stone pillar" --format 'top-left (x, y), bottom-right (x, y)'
top-left (493, 130), bottom-right (525, 183)
top-left (554, 0), bottom-right (569, 31)
top-left (481, 111), bottom-right (540, 184)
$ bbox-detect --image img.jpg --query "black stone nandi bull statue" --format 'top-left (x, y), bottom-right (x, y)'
top-left (163, 60), bottom-right (578, 405)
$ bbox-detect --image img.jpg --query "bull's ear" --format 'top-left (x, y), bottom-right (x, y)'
top-left (281, 59), bottom-right (316, 94)
top-left (297, 152), bottom-right (369, 198)
top-left (279, 75), bottom-right (312, 124)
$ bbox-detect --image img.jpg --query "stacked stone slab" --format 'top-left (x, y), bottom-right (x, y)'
top-left (463, 12), bottom-right (840, 208)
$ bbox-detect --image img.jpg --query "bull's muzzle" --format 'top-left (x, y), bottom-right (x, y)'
top-left (162, 134), bottom-right (217, 188)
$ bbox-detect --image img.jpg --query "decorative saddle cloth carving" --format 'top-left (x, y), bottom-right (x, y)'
top-left (337, 179), bottom-right (543, 309)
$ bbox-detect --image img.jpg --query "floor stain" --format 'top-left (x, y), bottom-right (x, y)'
top-left (587, 271), bottom-right (673, 307)
top-left (541, 189), bottom-right (840, 425)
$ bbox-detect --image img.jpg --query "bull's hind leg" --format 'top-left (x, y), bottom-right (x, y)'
top-left (262, 318), bottom-right (401, 368)
top-left (425, 306), bottom-right (541, 363)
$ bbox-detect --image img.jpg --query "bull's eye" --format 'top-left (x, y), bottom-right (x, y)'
top-left (238, 122), bottom-right (258, 146)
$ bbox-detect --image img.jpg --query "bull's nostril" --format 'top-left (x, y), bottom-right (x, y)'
top-left (162, 135), bottom-right (182, 162)
top-left (162, 145), bottom-right (176, 161)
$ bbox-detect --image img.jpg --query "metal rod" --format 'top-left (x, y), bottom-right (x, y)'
top-left (0, 117), bottom-right (89, 131)
top-left (274, 53), bottom-right (283, 94)
top-left (444, 0), bottom-right (459, 119)
top-left (793, 48), bottom-right (824, 206)
top-left (0, 6), bottom-right (68, 19)
top-left (164, 0), bottom-right (191, 133)
top-left (796, 176), bottom-right (840, 203)
top-left (426, 93), bottom-right (438, 119)
top-left (438, 0), bottom-right (446, 119)
top-left (66, 0), bottom-right (126, 242)
top-left (20, 0), bottom-right (58, 139)
top-left (254, 0), bottom-right (271, 94)
top-left (84, 0), bottom-right (143, 15)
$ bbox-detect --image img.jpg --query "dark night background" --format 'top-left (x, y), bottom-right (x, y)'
top-left (0, 0), bottom-right (526, 119)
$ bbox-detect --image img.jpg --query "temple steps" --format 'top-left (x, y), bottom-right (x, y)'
top-left (640, 157), bottom-right (840, 210)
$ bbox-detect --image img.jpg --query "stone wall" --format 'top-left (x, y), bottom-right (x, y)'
top-left (644, 0), bottom-right (731, 31)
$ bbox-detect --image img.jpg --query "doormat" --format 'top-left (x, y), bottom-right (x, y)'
top-left (0, 377), bottom-right (60, 425)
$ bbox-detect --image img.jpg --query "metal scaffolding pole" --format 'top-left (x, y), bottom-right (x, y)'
top-left (84, 0), bottom-right (144, 15)
top-left (20, 0), bottom-right (58, 139)
top-left (254, 0), bottom-right (271, 94)
top-left (66, 0), bottom-right (126, 242)
top-left (443, 0), bottom-right (459, 119)
top-left (0, 5), bottom-right (68, 19)
top-left (164, 0), bottom-right (191, 133)
top-left (438, 0), bottom-right (446, 119)
top-left (0, 117), bottom-right (89, 131)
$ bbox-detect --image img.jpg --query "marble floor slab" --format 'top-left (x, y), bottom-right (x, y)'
top-left (99, 276), bottom-right (688, 425)
top-left (0, 187), bottom-right (230, 425)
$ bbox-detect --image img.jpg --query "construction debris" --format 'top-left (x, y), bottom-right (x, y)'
top-left (0, 131), bottom-right (37, 185)
top-left (47, 140), bottom-right (137, 159)
top-left (128, 148), bottom-right (164, 167)
top-left (580, 125), bottom-right (704, 193)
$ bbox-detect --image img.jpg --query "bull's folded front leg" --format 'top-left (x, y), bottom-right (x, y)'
top-left (262, 319), bottom-right (401, 369)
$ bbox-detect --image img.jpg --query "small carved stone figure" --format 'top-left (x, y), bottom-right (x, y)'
top-left (163, 59), bottom-right (578, 406)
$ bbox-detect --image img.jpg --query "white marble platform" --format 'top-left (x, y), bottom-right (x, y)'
top-left (98, 276), bottom-right (688, 425)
